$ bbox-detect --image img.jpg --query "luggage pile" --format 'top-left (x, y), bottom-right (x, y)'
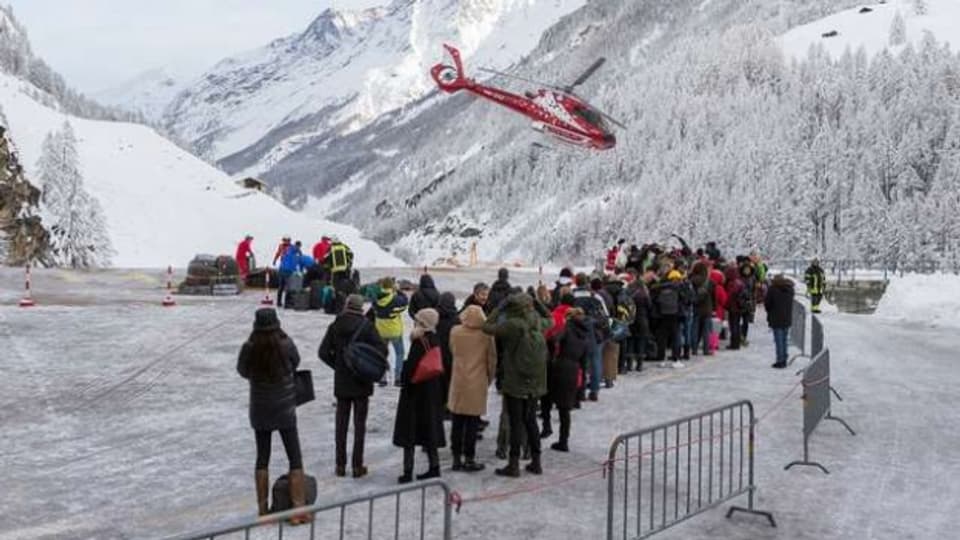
top-left (178, 254), bottom-right (243, 296)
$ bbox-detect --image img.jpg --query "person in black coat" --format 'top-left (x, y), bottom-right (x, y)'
top-left (409, 274), bottom-right (440, 319)
top-left (764, 275), bottom-right (795, 369)
top-left (436, 292), bottom-right (460, 413)
top-left (549, 309), bottom-right (590, 452)
top-left (393, 308), bottom-right (447, 483)
top-left (237, 308), bottom-right (310, 522)
top-left (485, 268), bottom-right (512, 312)
top-left (319, 294), bottom-right (388, 478)
top-left (625, 280), bottom-right (653, 371)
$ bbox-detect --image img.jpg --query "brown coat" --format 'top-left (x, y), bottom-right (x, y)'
top-left (447, 306), bottom-right (497, 416)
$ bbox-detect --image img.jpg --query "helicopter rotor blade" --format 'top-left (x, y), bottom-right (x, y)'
top-left (566, 57), bottom-right (606, 92)
top-left (599, 109), bottom-right (627, 130)
top-left (477, 67), bottom-right (565, 91)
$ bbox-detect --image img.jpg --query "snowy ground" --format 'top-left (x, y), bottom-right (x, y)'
top-left (1, 267), bottom-right (959, 539)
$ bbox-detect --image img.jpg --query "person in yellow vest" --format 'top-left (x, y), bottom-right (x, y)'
top-left (374, 277), bottom-right (409, 387)
top-left (323, 237), bottom-right (355, 290)
top-left (804, 259), bottom-right (827, 314)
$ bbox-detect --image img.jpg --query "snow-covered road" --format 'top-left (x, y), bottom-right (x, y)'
top-left (0, 267), bottom-right (958, 539)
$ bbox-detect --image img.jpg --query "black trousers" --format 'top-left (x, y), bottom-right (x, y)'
top-left (728, 312), bottom-right (744, 349)
top-left (335, 397), bottom-right (369, 468)
top-left (557, 407), bottom-right (571, 444)
top-left (255, 427), bottom-right (302, 470)
top-left (505, 395), bottom-right (541, 459)
top-left (450, 414), bottom-right (480, 459)
top-left (656, 315), bottom-right (680, 360)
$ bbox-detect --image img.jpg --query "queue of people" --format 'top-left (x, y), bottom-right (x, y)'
top-left (237, 242), bottom-right (815, 522)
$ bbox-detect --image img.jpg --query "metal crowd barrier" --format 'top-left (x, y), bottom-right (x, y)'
top-left (784, 349), bottom-right (856, 474)
top-left (166, 480), bottom-right (452, 540)
top-left (810, 314), bottom-right (824, 357)
top-left (788, 300), bottom-right (807, 362)
top-left (605, 400), bottom-right (775, 540)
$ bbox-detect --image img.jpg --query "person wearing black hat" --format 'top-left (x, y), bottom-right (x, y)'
top-left (237, 308), bottom-right (311, 524)
top-left (319, 295), bottom-right (388, 479)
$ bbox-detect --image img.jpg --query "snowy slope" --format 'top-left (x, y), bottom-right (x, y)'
top-left (93, 68), bottom-right (186, 123)
top-left (0, 72), bottom-right (401, 269)
top-left (163, 0), bottom-right (586, 175)
top-left (779, 0), bottom-right (960, 59)
top-left (874, 273), bottom-right (960, 329)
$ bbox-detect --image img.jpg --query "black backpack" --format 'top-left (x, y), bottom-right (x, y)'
top-left (270, 473), bottom-right (317, 513)
top-left (656, 286), bottom-right (679, 316)
top-left (344, 321), bottom-right (389, 384)
top-left (573, 293), bottom-right (610, 341)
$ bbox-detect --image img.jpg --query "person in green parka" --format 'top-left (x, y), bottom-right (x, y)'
top-left (483, 293), bottom-right (551, 478)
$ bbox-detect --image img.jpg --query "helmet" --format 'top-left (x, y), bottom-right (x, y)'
top-left (282, 236), bottom-right (291, 242)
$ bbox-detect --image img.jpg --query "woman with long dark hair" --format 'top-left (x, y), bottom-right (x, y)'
top-left (237, 308), bottom-right (311, 524)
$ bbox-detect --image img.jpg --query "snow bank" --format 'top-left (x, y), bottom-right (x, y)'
top-left (0, 72), bottom-right (403, 269)
top-left (779, 0), bottom-right (959, 60)
top-left (874, 273), bottom-right (960, 329)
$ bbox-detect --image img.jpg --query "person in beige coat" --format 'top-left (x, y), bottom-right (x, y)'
top-left (448, 305), bottom-right (497, 472)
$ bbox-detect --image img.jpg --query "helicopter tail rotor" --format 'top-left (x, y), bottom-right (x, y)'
top-left (431, 44), bottom-right (470, 93)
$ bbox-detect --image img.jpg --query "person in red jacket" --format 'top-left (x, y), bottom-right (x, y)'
top-left (272, 236), bottom-right (291, 266)
top-left (709, 264), bottom-right (727, 322)
top-left (312, 236), bottom-right (332, 265)
top-left (236, 235), bottom-right (254, 279)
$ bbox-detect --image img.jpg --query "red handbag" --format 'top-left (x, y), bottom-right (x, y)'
top-left (411, 338), bottom-right (444, 384)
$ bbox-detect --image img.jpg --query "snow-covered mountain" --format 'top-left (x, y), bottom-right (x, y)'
top-left (163, 0), bottom-right (587, 178)
top-left (0, 69), bottom-right (401, 268)
top-left (779, 0), bottom-right (959, 59)
top-left (259, 0), bottom-right (960, 267)
top-left (93, 68), bottom-right (186, 123)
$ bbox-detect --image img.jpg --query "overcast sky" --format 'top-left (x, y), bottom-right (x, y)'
top-left (4, 0), bottom-right (383, 94)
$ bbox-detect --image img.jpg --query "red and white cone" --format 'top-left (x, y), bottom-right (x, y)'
top-left (260, 268), bottom-right (275, 306)
top-left (18, 265), bottom-right (35, 308)
top-left (162, 265), bottom-right (177, 307)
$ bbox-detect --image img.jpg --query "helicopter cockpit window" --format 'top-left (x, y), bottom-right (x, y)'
top-left (574, 106), bottom-right (606, 129)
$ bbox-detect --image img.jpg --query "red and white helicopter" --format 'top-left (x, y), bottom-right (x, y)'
top-left (430, 44), bottom-right (624, 150)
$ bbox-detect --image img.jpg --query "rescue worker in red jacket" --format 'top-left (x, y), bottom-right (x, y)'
top-left (236, 235), bottom-right (255, 279)
top-left (313, 236), bottom-right (332, 262)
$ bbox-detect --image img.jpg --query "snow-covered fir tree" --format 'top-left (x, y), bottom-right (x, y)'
top-left (889, 11), bottom-right (907, 46)
top-left (37, 122), bottom-right (113, 268)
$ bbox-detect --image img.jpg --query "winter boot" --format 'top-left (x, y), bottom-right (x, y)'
top-left (451, 454), bottom-right (463, 472)
top-left (335, 465), bottom-right (346, 478)
top-left (588, 391), bottom-right (598, 402)
top-left (495, 457), bottom-right (521, 478)
top-left (287, 469), bottom-right (313, 525)
top-left (416, 467), bottom-right (441, 480)
top-left (462, 457), bottom-right (486, 472)
top-left (352, 466), bottom-right (368, 478)
top-left (255, 469), bottom-right (269, 516)
top-left (525, 454), bottom-right (543, 475)
top-left (540, 417), bottom-right (553, 439)
top-left (398, 447), bottom-right (414, 484)
top-left (682, 345), bottom-right (690, 360)
top-left (550, 441), bottom-right (569, 452)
